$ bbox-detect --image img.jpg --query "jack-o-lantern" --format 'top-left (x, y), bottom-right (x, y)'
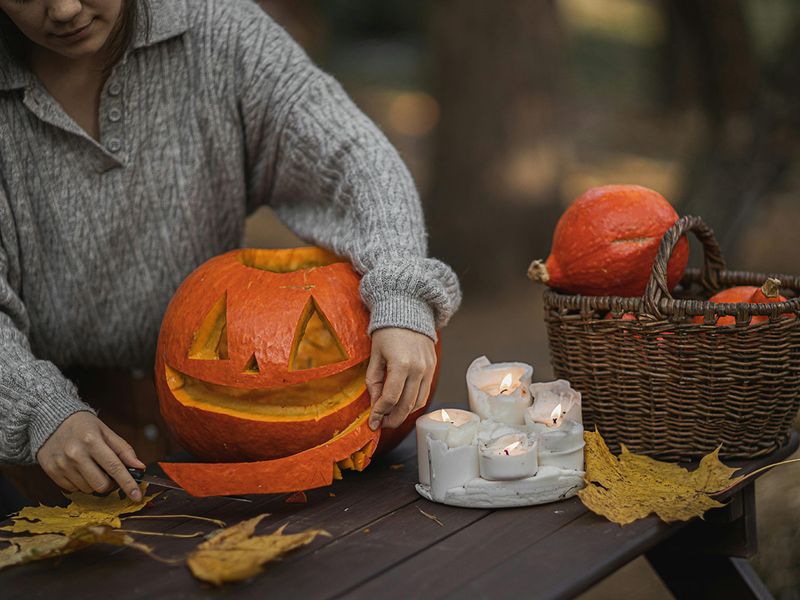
top-left (155, 247), bottom-right (436, 496)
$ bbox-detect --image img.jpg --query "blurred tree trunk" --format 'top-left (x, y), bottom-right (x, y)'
top-left (427, 0), bottom-right (565, 293)
top-left (662, 1), bottom-right (800, 261)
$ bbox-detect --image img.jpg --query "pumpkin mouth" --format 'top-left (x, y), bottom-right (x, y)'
top-left (164, 360), bottom-right (368, 421)
top-left (237, 247), bottom-right (344, 273)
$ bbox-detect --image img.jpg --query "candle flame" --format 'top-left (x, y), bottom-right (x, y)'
top-left (550, 403), bottom-right (563, 426)
top-left (499, 373), bottom-right (514, 395)
top-left (440, 408), bottom-right (452, 423)
top-left (502, 441), bottom-right (522, 455)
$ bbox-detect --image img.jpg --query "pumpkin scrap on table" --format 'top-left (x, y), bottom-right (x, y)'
top-left (528, 184), bottom-right (689, 297)
top-left (155, 246), bottom-right (438, 496)
top-left (578, 430), bottom-right (744, 525)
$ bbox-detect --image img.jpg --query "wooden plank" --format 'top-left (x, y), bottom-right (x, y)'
top-left (0, 455), bottom-right (421, 599)
top-left (235, 499), bottom-right (491, 600)
top-left (442, 434), bottom-right (800, 600)
top-left (341, 497), bottom-right (587, 600)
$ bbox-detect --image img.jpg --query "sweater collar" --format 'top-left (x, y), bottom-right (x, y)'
top-left (0, 0), bottom-right (188, 91)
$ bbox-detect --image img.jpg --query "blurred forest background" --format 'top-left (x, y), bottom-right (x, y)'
top-left (247, 1), bottom-right (800, 598)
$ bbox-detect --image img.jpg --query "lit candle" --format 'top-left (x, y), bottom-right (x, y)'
top-left (415, 408), bottom-right (480, 486)
top-left (428, 438), bottom-right (480, 502)
top-left (467, 356), bottom-right (533, 425)
top-left (527, 379), bottom-right (582, 424)
top-left (478, 433), bottom-right (539, 481)
top-left (525, 401), bottom-right (584, 471)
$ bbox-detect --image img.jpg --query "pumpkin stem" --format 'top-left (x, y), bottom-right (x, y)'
top-left (760, 277), bottom-right (782, 299)
top-left (527, 259), bottom-right (550, 284)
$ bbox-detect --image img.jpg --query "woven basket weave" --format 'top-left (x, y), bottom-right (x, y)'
top-left (542, 215), bottom-right (800, 461)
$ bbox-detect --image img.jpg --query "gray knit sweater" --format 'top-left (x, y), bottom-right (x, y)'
top-left (0, 0), bottom-right (461, 464)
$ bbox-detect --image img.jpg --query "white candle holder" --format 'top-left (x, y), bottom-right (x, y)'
top-left (416, 371), bottom-right (585, 509)
top-left (467, 356), bottom-right (533, 426)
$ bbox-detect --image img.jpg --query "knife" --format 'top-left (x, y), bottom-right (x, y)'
top-left (127, 467), bottom-right (253, 503)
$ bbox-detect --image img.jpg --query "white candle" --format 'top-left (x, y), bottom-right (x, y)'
top-left (467, 356), bottom-right (533, 426)
top-left (479, 433), bottom-right (539, 481)
top-left (527, 379), bottom-right (582, 424)
top-left (428, 438), bottom-right (480, 502)
top-left (526, 405), bottom-right (585, 471)
top-left (416, 408), bottom-right (479, 486)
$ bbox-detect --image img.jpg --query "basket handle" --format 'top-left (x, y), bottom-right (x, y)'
top-left (642, 215), bottom-right (726, 319)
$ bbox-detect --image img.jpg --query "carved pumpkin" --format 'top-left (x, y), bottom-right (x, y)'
top-left (528, 185), bottom-right (689, 297)
top-left (154, 247), bottom-right (435, 495)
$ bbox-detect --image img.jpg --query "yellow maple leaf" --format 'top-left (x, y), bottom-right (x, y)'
top-left (0, 484), bottom-right (159, 535)
top-left (578, 430), bottom-right (744, 525)
top-left (0, 524), bottom-right (158, 571)
top-left (187, 514), bottom-right (329, 585)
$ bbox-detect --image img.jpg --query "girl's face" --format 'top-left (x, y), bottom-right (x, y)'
top-left (0, 0), bottom-right (124, 60)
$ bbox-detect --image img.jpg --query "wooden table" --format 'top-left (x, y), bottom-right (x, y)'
top-left (1, 432), bottom-right (796, 600)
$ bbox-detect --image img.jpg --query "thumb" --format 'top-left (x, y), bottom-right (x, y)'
top-left (365, 347), bottom-right (386, 405)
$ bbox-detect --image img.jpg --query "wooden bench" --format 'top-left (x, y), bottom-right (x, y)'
top-left (1, 432), bottom-right (796, 599)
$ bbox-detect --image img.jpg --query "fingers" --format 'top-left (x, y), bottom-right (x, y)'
top-left (413, 372), bottom-right (434, 413)
top-left (369, 366), bottom-right (405, 430)
top-left (90, 440), bottom-right (142, 502)
top-left (365, 348), bottom-right (386, 406)
top-left (40, 460), bottom-right (78, 493)
top-left (101, 424), bottom-right (145, 470)
top-left (382, 370), bottom-right (423, 429)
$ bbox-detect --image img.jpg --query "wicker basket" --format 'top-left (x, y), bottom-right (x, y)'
top-left (542, 215), bottom-right (800, 461)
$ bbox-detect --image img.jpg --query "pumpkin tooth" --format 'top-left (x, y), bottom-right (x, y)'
top-left (338, 457), bottom-right (355, 470)
top-left (332, 463), bottom-right (343, 481)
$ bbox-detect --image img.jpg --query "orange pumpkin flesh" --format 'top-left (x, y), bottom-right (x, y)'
top-left (528, 185), bottom-right (689, 297)
top-left (155, 247), bottom-right (383, 494)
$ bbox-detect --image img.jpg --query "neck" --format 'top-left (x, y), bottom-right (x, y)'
top-left (29, 44), bottom-right (109, 81)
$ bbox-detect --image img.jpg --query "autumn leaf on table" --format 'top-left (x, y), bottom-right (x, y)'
top-left (0, 525), bottom-right (161, 571)
top-left (578, 430), bottom-right (744, 525)
top-left (187, 514), bottom-right (329, 585)
top-left (0, 484), bottom-right (158, 535)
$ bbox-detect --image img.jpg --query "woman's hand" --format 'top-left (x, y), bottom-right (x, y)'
top-left (36, 412), bottom-right (146, 501)
top-left (366, 327), bottom-right (437, 431)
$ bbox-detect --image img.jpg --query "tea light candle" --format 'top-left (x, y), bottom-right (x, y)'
top-left (416, 408), bottom-right (480, 486)
top-left (479, 433), bottom-right (539, 481)
top-left (528, 379), bottom-right (582, 424)
top-left (467, 356), bottom-right (533, 425)
top-left (526, 403), bottom-right (585, 471)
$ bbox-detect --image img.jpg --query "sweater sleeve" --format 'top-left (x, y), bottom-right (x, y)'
top-left (230, 3), bottom-right (461, 341)
top-left (0, 192), bottom-right (93, 465)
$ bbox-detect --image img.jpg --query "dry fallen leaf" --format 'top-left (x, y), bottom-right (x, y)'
top-left (285, 492), bottom-right (308, 504)
top-left (578, 430), bottom-right (744, 525)
top-left (0, 484), bottom-right (158, 535)
top-left (0, 524), bottom-right (165, 571)
top-left (187, 514), bottom-right (328, 585)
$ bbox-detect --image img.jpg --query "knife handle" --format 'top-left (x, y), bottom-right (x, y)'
top-left (127, 467), bottom-right (145, 481)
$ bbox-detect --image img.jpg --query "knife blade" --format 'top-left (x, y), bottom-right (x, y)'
top-left (127, 467), bottom-right (252, 503)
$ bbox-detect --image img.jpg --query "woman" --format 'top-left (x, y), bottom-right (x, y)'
top-left (0, 0), bottom-right (460, 502)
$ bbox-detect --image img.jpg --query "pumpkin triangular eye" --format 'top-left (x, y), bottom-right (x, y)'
top-left (290, 297), bottom-right (348, 370)
top-left (189, 292), bottom-right (229, 360)
top-left (243, 353), bottom-right (260, 374)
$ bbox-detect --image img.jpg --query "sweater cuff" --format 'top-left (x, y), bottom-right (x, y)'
top-left (368, 294), bottom-right (437, 342)
top-left (29, 396), bottom-right (95, 460)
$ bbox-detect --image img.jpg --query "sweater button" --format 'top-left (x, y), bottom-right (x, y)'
top-left (108, 82), bottom-right (122, 96)
top-left (108, 108), bottom-right (122, 122)
top-left (107, 138), bottom-right (122, 153)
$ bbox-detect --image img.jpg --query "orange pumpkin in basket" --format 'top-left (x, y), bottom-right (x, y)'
top-left (155, 247), bottom-right (436, 495)
top-left (528, 185), bottom-right (689, 297)
top-left (692, 278), bottom-right (795, 325)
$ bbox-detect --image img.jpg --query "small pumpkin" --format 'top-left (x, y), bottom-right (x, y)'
top-left (528, 185), bottom-right (689, 297)
top-left (692, 278), bottom-right (794, 325)
top-left (154, 247), bottom-right (436, 495)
